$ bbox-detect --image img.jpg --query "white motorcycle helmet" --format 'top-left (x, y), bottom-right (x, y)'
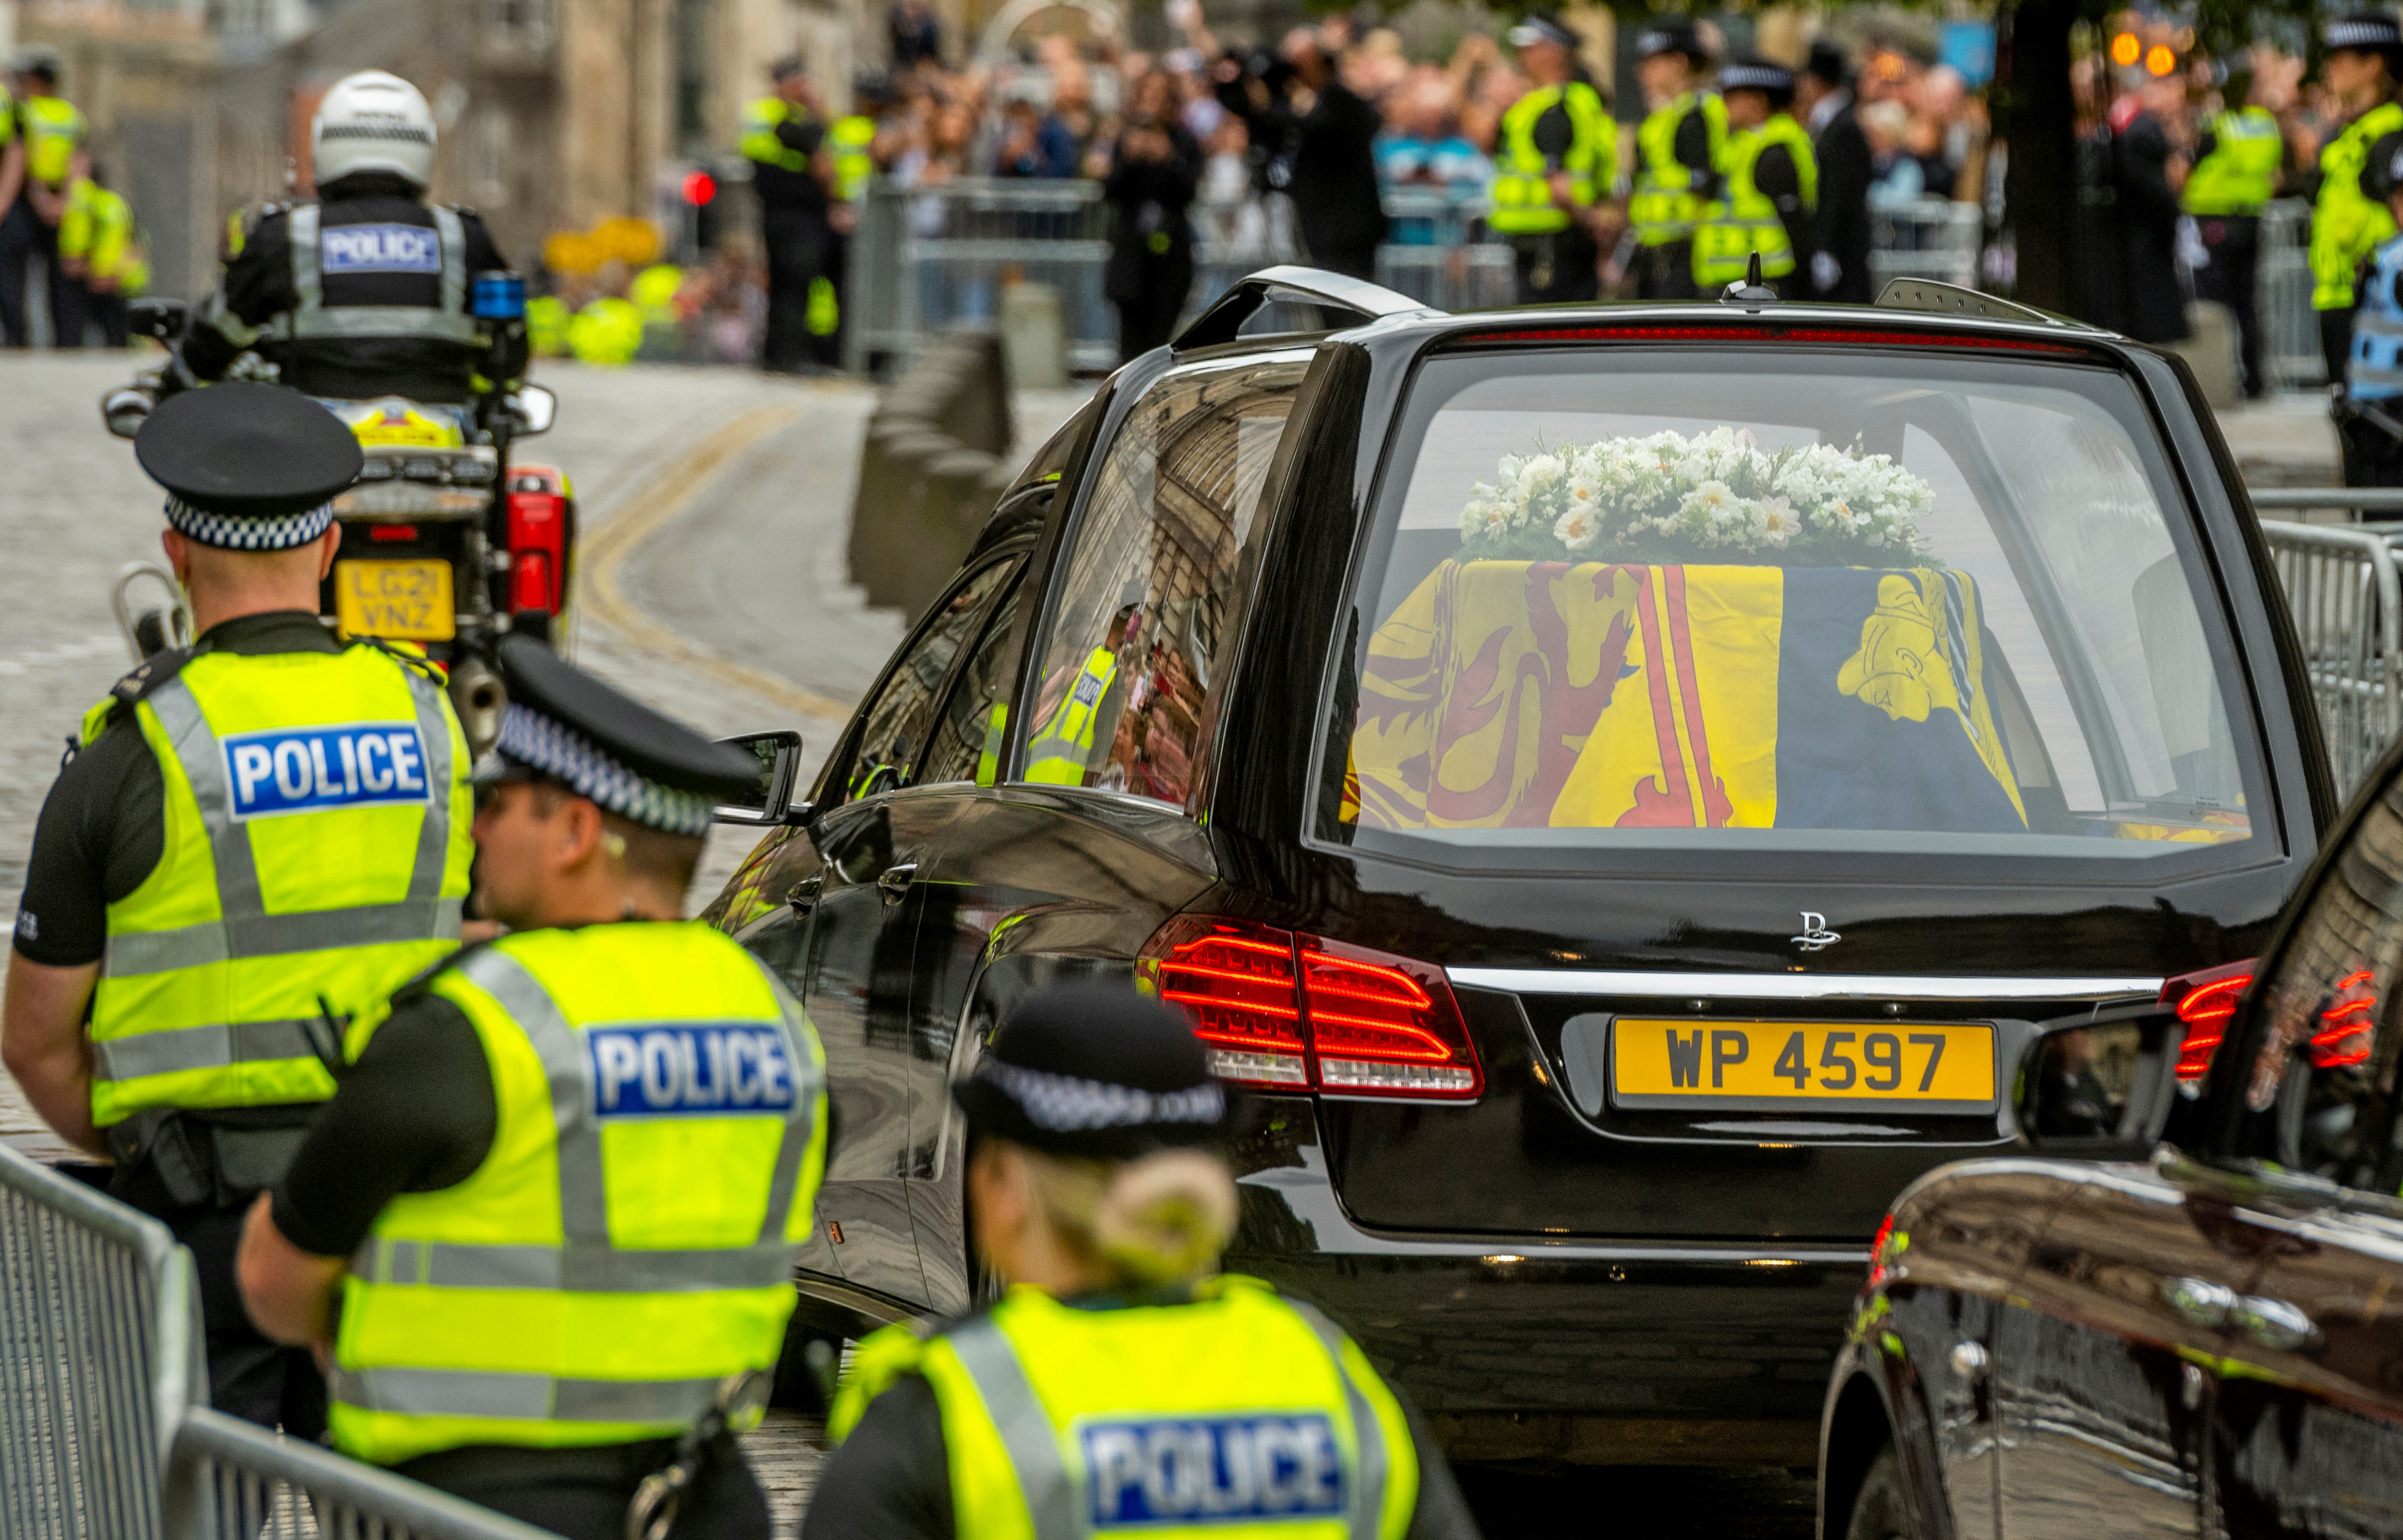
top-left (311, 70), bottom-right (437, 189)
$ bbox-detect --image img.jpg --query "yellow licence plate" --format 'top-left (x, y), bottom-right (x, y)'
top-left (336, 559), bottom-right (455, 641)
top-left (1611, 1018), bottom-right (1996, 1111)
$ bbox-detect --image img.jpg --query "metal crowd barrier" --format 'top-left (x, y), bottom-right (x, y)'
top-left (1867, 197), bottom-right (1982, 289)
top-left (2257, 516), bottom-right (2403, 800)
top-left (2257, 199), bottom-right (2322, 394)
top-left (1, 1144), bottom-right (558, 1540)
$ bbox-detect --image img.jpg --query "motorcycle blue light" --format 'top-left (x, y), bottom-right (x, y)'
top-left (471, 271), bottom-right (527, 320)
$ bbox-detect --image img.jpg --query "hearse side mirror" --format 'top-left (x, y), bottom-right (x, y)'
top-left (128, 296), bottom-right (188, 342)
top-left (2014, 1001), bottom-right (2186, 1157)
top-left (713, 729), bottom-right (812, 827)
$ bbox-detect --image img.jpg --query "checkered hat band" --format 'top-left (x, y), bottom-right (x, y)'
top-left (2328, 20), bottom-right (2402, 48)
top-left (163, 495), bottom-right (337, 552)
top-left (1721, 64), bottom-right (1792, 90)
top-left (494, 703), bottom-right (718, 836)
top-left (977, 1058), bottom-right (1227, 1133)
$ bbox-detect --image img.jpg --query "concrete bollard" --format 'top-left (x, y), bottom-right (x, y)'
top-left (2171, 301), bottom-right (2244, 410)
top-left (1000, 285), bottom-right (1069, 391)
top-left (845, 325), bottom-right (1022, 614)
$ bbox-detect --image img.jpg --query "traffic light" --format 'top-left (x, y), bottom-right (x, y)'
top-left (680, 167), bottom-right (721, 253)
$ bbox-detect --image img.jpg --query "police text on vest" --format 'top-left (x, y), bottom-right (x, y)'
top-left (586, 1024), bottom-right (797, 1118)
top-left (221, 722), bottom-right (432, 819)
top-left (1080, 1413), bottom-right (1346, 1526)
top-left (321, 223), bottom-right (444, 275)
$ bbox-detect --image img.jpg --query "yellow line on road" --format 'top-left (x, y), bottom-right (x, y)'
top-left (576, 399), bottom-right (852, 723)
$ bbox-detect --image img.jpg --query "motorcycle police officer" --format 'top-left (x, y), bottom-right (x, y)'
top-left (2311, 13), bottom-right (2403, 480)
top-left (1692, 56), bottom-right (1817, 297)
top-left (2, 382), bottom-right (475, 1435)
top-left (1490, 11), bottom-right (1614, 305)
top-left (177, 70), bottom-right (525, 406)
top-left (805, 982), bottom-right (1479, 1539)
top-left (236, 634), bottom-right (826, 1540)
top-left (1626, 18), bottom-right (1725, 300)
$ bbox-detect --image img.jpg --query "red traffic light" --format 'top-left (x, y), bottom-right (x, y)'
top-left (682, 170), bottom-right (716, 206)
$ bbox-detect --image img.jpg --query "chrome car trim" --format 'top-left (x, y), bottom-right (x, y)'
top-left (1448, 968), bottom-right (2164, 1003)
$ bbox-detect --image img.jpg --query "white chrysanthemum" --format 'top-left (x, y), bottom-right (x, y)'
top-left (1554, 505), bottom-right (1602, 551)
top-left (1758, 495), bottom-right (1799, 547)
top-left (1681, 479), bottom-right (1742, 527)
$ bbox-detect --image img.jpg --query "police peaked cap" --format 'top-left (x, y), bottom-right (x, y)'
top-left (1506, 12), bottom-right (1578, 51)
top-left (134, 382), bottom-right (363, 551)
top-left (1635, 17), bottom-right (1711, 64)
top-left (2326, 12), bottom-right (2403, 55)
top-left (479, 634), bottom-right (764, 836)
top-left (953, 983), bottom-right (1241, 1160)
top-left (1720, 55), bottom-right (1797, 97)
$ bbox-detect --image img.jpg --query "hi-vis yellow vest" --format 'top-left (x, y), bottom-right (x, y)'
top-left (1024, 647), bottom-right (1116, 785)
top-left (2182, 105), bottom-right (2280, 217)
top-left (330, 923), bottom-right (828, 1466)
top-left (1693, 113), bottom-right (1818, 285)
top-left (831, 1277), bottom-right (1418, 1540)
top-left (741, 97), bottom-right (814, 174)
top-left (21, 93), bottom-right (85, 187)
top-left (1489, 81), bottom-right (1615, 236)
top-left (85, 645), bottom-right (473, 1128)
top-left (832, 114), bottom-right (877, 202)
top-left (1629, 91), bottom-right (1726, 244)
top-left (2313, 99), bottom-right (2403, 310)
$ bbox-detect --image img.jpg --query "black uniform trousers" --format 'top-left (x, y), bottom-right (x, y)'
top-left (0, 197), bottom-right (83, 347)
top-left (397, 1433), bottom-right (772, 1540)
top-left (1635, 238), bottom-right (1699, 301)
top-left (2192, 214), bottom-right (2264, 399)
top-left (1510, 229), bottom-right (1601, 305)
top-left (137, 1196), bottom-right (329, 1436)
top-left (759, 202), bottom-right (836, 373)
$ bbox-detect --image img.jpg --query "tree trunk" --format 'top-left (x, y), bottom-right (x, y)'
top-left (2000, 0), bottom-right (2079, 315)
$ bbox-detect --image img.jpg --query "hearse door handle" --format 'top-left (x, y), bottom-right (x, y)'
top-left (877, 862), bottom-right (919, 902)
top-left (785, 875), bottom-right (823, 914)
top-left (2229, 1295), bottom-right (2322, 1353)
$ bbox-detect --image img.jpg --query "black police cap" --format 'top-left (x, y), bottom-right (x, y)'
top-left (481, 633), bottom-right (764, 835)
top-left (953, 982), bottom-right (1239, 1160)
top-left (1506, 11), bottom-right (1578, 51)
top-left (1720, 54), bottom-right (1796, 97)
top-left (134, 382), bottom-right (363, 547)
top-left (2326, 12), bottom-right (2403, 54)
top-left (1635, 17), bottom-right (1709, 63)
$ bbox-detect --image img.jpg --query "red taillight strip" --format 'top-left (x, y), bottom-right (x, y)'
top-left (1449, 323), bottom-right (2090, 355)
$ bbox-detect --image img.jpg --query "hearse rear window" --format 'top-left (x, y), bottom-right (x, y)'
top-left (1316, 348), bottom-right (2263, 872)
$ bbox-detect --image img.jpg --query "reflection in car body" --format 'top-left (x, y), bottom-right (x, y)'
top-left (704, 274), bottom-right (2335, 1467)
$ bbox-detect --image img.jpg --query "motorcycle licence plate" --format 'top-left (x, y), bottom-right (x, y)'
top-left (1609, 1018), bottom-right (1996, 1113)
top-left (336, 559), bottom-right (455, 641)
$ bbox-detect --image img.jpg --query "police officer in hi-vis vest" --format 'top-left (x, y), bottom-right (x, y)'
top-left (804, 983), bottom-right (1481, 1539)
top-left (1692, 56), bottom-right (1817, 297)
top-left (1491, 12), bottom-right (1614, 305)
top-left (1626, 18), bottom-right (1725, 300)
top-left (236, 633), bottom-right (827, 1540)
top-left (177, 70), bottom-right (523, 406)
top-left (2341, 132), bottom-right (2403, 485)
top-left (1024, 601), bottom-right (1140, 785)
top-left (0, 53), bottom-right (90, 348)
top-left (2184, 79), bottom-right (2284, 400)
top-left (743, 56), bottom-right (844, 373)
top-left (2313, 13), bottom-right (2403, 470)
top-left (2, 383), bottom-right (474, 1436)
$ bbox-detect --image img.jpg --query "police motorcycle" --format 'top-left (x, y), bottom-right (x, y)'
top-left (99, 285), bottom-right (573, 755)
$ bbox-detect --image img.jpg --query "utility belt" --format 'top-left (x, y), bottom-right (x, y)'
top-left (104, 1106), bottom-right (316, 1216)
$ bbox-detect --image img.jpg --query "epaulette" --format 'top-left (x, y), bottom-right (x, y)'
top-left (105, 646), bottom-right (194, 716)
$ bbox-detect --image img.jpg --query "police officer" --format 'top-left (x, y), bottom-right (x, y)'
top-left (1023, 601), bottom-right (1138, 785)
top-left (2342, 132), bottom-right (2403, 484)
top-left (2184, 79), bottom-right (2283, 399)
top-left (1626, 18), bottom-right (1724, 300)
top-left (2313, 12), bottom-right (2403, 448)
top-left (177, 70), bottom-right (524, 407)
top-left (1693, 56), bottom-right (1816, 297)
top-left (0, 53), bottom-right (89, 348)
top-left (2, 383), bottom-right (474, 1436)
top-left (822, 71), bottom-right (886, 363)
top-left (235, 634), bottom-right (826, 1540)
top-left (743, 56), bottom-right (841, 374)
top-left (804, 983), bottom-right (1479, 1539)
top-left (1491, 11), bottom-right (1614, 304)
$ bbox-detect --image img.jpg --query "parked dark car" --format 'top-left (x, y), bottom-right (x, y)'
top-left (1819, 735), bottom-right (2403, 1540)
top-left (705, 268), bottom-right (2334, 1466)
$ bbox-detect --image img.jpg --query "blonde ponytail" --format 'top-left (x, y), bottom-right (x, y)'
top-left (1025, 1147), bottom-right (1240, 1289)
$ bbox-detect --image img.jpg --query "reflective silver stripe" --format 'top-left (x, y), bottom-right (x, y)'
top-left (402, 665), bottom-right (457, 904)
top-left (755, 965), bottom-right (823, 1245)
top-left (106, 898), bottom-right (465, 976)
top-left (204, 288), bottom-right (260, 348)
top-left (285, 199), bottom-right (484, 345)
top-left (150, 675), bottom-right (265, 924)
top-left (1286, 1301), bottom-right (1389, 1540)
top-left (90, 1018), bottom-right (319, 1080)
top-left (1445, 968), bottom-right (2164, 1003)
top-left (456, 948), bottom-right (610, 1242)
top-left (351, 1237), bottom-right (795, 1292)
top-left (329, 1366), bottom-right (721, 1424)
top-left (947, 1318), bottom-right (1084, 1540)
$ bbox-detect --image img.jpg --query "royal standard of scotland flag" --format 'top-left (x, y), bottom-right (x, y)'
top-left (1345, 559), bottom-right (2026, 832)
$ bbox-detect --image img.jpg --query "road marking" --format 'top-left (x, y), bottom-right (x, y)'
top-left (577, 401), bottom-right (853, 723)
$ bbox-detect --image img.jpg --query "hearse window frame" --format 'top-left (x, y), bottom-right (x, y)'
top-left (1300, 339), bottom-right (2284, 885)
